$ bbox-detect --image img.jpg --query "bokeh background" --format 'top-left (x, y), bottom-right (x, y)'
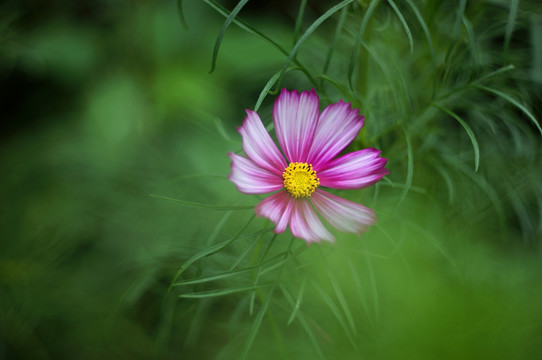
top-left (1, 0), bottom-right (542, 359)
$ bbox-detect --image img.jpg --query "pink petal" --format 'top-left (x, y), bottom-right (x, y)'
top-left (318, 148), bottom-right (389, 189)
top-left (290, 198), bottom-right (335, 244)
top-left (311, 189), bottom-right (376, 235)
top-left (228, 153), bottom-right (284, 194)
top-left (273, 88), bottom-right (319, 163)
top-left (239, 110), bottom-right (287, 175)
top-left (307, 100), bottom-right (365, 171)
top-left (255, 191), bottom-right (294, 233)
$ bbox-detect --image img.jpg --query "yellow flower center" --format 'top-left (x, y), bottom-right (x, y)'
top-left (282, 162), bottom-right (320, 198)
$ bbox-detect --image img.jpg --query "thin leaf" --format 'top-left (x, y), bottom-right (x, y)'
top-left (179, 282), bottom-right (274, 298)
top-left (475, 64), bottom-right (515, 84)
top-left (209, 0), bottom-right (250, 73)
top-left (387, 0), bottom-right (413, 54)
top-left (311, 280), bottom-right (358, 349)
top-left (287, 277), bottom-right (307, 325)
top-left (177, 0), bottom-right (189, 30)
top-left (347, 0), bottom-right (380, 90)
top-left (316, 74), bottom-right (355, 103)
top-left (151, 194), bottom-right (254, 210)
top-left (293, 0), bottom-right (308, 45)
top-left (172, 253), bottom-right (288, 287)
top-left (452, 0), bottom-right (467, 39)
top-left (170, 219), bottom-right (274, 286)
top-left (504, 0), bottom-right (519, 55)
top-left (433, 103), bottom-right (480, 171)
top-left (204, 0), bottom-right (288, 57)
top-left (280, 285), bottom-right (325, 360)
top-left (394, 128), bottom-right (413, 211)
top-left (475, 85), bottom-right (542, 135)
top-left (273, 0), bottom-right (355, 92)
top-left (203, 0), bottom-right (319, 89)
top-left (321, 6), bottom-right (348, 78)
top-left (240, 287), bottom-right (276, 360)
top-left (327, 270), bottom-right (357, 337)
top-left (405, 0), bottom-right (436, 97)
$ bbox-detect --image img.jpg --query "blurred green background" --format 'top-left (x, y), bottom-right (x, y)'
top-left (1, 0), bottom-right (542, 359)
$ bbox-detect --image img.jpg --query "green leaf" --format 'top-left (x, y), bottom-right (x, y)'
top-left (293, 0), bottom-right (308, 45)
top-left (209, 0), bottom-right (251, 73)
top-left (348, 0), bottom-right (380, 90)
top-left (240, 287), bottom-right (276, 360)
top-left (179, 282), bottom-right (274, 298)
top-left (475, 85), bottom-right (542, 135)
top-left (170, 219), bottom-right (274, 286)
top-left (321, 6), bottom-right (348, 78)
top-left (172, 252), bottom-right (287, 287)
top-left (311, 279), bottom-right (358, 350)
top-left (433, 103), bottom-right (480, 171)
top-left (273, 0), bottom-right (355, 92)
top-left (287, 277), bottom-right (307, 325)
top-left (504, 0), bottom-right (519, 55)
top-left (387, 0), bottom-right (413, 54)
top-left (176, 0), bottom-right (189, 30)
top-left (280, 285), bottom-right (325, 360)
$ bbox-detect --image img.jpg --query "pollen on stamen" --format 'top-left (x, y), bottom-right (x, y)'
top-left (282, 162), bottom-right (320, 198)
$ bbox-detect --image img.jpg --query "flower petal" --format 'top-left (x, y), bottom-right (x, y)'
top-left (290, 198), bottom-right (335, 244)
top-left (311, 189), bottom-right (376, 235)
top-left (273, 88), bottom-right (319, 163)
top-left (318, 148), bottom-right (389, 189)
top-left (255, 191), bottom-right (294, 233)
top-left (228, 153), bottom-right (284, 194)
top-left (239, 110), bottom-right (287, 175)
top-left (307, 100), bottom-right (365, 171)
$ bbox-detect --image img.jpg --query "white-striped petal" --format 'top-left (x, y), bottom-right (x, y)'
top-left (307, 101), bottom-right (364, 171)
top-left (255, 191), bottom-right (294, 233)
top-left (239, 110), bottom-right (287, 175)
top-left (311, 189), bottom-right (375, 236)
top-left (318, 148), bottom-right (389, 189)
top-left (289, 198), bottom-right (335, 244)
top-left (273, 89), bottom-right (319, 163)
top-left (228, 153), bottom-right (284, 194)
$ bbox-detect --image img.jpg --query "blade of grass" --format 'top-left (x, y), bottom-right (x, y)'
top-left (504, 0), bottom-right (519, 55)
top-left (311, 279), bottom-right (358, 350)
top-left (433, 103), bottom-right (480, 171)
top-left (239, 287), bottom-right (276, 360)
top-left (280, 285), bottom-right (325, 360)
top-left (326, 269), bottom-right (357, 337)
top-left (273, 0), bottom-right (355, 92)
top-left (394, 128), bottom-right (413, 212)
top-left (293, 0), bottom-right (308, 45)
top-left (203, 0), bottom-right (320, 89)
top-left (387, 0), bottom-right (413, 54)
top-left (209, 0), bottom-right (250, 73)
top-left (151, 194), bottom-right (254, 210)
top-left (474, 84), bottom-right (542, 135)
top-left (287, 277), bottom-right (307, 325)
top-left (170, 218), bottom-right (274, 286)
top-left (347, 0), bottom-right (380, 90)
top-left (321, 6), bottom-right (348, 79)
top-left (173, 253), bottom-right (288, 287)
top-left (179, 282), bottom-right (274, 298)
top-left (405, 0), bottom-right (436, 97)
top-left (452, 0), bottom-right (467, 39)
top-left (176, 0), bottom-right (189, 30)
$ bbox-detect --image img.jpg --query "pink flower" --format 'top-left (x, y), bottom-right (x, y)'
top-left (228, 89), bottom-right (389, 244)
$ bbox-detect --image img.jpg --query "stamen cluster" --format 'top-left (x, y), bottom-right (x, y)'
top-left (282, 162), bottom-right (320, 198)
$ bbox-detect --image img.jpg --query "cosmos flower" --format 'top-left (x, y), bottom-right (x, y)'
top-left (228, 89), bottom-right (388, 243)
